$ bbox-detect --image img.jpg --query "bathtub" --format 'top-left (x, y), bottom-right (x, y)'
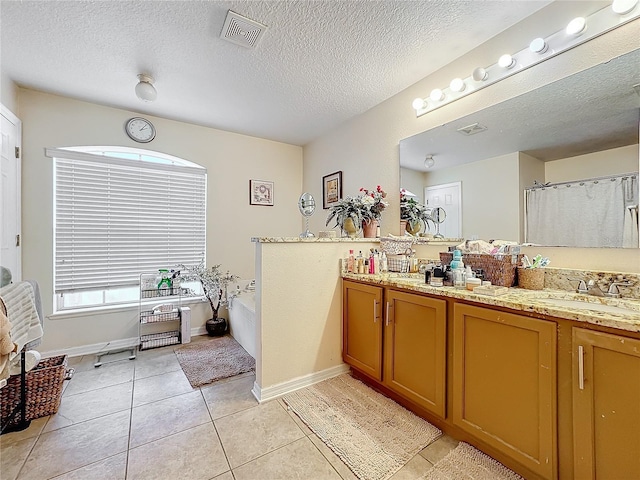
top-left (228, 281), bottom-right (256, 359)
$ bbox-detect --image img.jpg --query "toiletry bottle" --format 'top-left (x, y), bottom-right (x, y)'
top-left (357, 251), bottom-right (364, 274)
top-left (347, 250), bottom-right (355, 273)
top-left (381, 252), bottom-right (388, 273)
top-left (364, 259), bottom-right (369, 274)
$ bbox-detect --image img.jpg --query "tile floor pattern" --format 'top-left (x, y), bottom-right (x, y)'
top-left (1, 335), bottom-right (463, 480)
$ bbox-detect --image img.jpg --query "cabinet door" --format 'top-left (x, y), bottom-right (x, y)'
top-left (384, 290), bottom-right (446, 418)
top-left (453, 304), bottom-right (557, 480)
top-left (343, 281), bottom-right (383, 381)
top-left (573, 328), bottom-right (640, 479)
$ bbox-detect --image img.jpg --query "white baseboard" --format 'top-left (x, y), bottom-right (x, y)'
top-left (252, 363), bottom-right (350, 403)
top-left (42, 326), bottom-right (209, 358)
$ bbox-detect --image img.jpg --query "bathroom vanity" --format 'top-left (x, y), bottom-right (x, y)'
top-left (342, 274), bottom-right (640, 480)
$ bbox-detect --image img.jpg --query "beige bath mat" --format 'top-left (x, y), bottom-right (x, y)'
top-left (283, 373), bottom-right (442, 480)
top-left (175, 335), bottom-right (255, 388)
top-left (420, 442), bottom-right (524, 480)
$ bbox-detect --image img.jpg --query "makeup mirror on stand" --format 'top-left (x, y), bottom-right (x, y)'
top-left (431, 207), bottom-right (446, 239)
top-left (298, 193), bottom-right (316, 238)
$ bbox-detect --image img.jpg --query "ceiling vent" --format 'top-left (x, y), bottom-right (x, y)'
top-left (220, 10), bottom-right (267, 49)
top-left (456, 123), bottom-right (488, 136)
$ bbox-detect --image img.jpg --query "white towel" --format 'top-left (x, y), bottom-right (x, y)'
top-left (0, 282), bottom-right (44, 360)
top-left (623, 206), bottom-right (639, 248)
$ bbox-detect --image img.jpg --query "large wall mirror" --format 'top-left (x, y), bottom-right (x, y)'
top-left (400, 48), bottom-right (640, 248)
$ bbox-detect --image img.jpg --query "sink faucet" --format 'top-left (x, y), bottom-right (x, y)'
top-left (582, 279), bottom-right (633, 298)
top-left (586, 280), bottom-right (605, 297)
top-left (605, 281), bottom-right (633, 298)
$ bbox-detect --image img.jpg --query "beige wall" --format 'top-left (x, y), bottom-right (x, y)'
top-left (399, 168), bottom-right (425, 202)
top-left (303, 8), bottom-right (639, 271)
top-left (1, 73), bottom-right (18, 114)
top-left (19, 89), bottom-right (303, 353)
top-left (545, 144), bottom-right (639, 183)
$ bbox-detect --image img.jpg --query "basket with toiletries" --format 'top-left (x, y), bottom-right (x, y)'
top-left (380, 236), bottom-right (414, 273)
top-left (439, 252), bottom-right (523, 287)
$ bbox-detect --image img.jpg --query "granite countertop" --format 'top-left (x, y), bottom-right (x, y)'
top-left (343, 273), bottom-right (640, 334)
top-left (251, 236), bottom-right (461, 244)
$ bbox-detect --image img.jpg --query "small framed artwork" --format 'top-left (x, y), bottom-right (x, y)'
top-left (322, 171), bottom-right (342, 209)
top-left (249, 179), bottom-right (274, 206)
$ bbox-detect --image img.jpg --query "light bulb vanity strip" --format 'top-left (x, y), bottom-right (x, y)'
top-left (412, 0), bottom-right (640, 116)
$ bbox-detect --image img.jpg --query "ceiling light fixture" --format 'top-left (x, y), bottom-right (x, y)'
top-left (529, 37), bottom-right (548, 54)
top-left (472, 67), bottom-right (489, 82)
top-left (412, 98), bottom-right (428, 110)
top-left (411, 4), bottom-right (639, 117)
top-left (430, 89), bottom-right (445, 102)
top-left (612, 0), bottom-right (639, 14)
top-left (498, 54), bottom-right (516, 69)
top-left (424, 155), bottom-right (435, 169)
top-left (135, 74), bottom-right (157, 102)
top-left (566, 17), bottom-right (587, 36)
top-left (450, 78), bottom-right (466, 92)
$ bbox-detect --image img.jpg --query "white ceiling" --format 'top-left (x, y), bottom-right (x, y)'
top-left (0, 0), bottom-right (551, 146)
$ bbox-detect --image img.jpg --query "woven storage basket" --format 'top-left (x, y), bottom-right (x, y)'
top-left (517, 267), bottom-right (545, 290)
top-left (440, 252), bottom-right (523, 287)
top-left (380, 236), bottom-right (414, 255)
top-left (387, 254), bottom-right (410, 273)
top-left (1, 355), bottom-right (70, 427)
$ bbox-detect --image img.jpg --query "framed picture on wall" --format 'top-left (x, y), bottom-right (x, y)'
top-left (249, 179), bottom-right (274, 206)
top-left (322, 171), bottom-right (342, 209)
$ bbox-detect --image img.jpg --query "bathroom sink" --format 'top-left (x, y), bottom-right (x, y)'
top-left (536, 297), bottom-right (639, 315)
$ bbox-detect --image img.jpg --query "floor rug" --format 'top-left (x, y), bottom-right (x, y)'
top-left (420, 442), bottom-right (524, 480)
top-left (175, 335), bottom-right (255, 388)
top-left (283, 374), bottom-right (442, 480)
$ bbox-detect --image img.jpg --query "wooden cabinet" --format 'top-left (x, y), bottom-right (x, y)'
top-left (384, 290), bottom-right (446, 418)
top-left (342, 281), bottom-right (383, 381)
top-left (572, 328), bottom-right (640, 479)
top-left (453, 304), bottom-right (557, 480)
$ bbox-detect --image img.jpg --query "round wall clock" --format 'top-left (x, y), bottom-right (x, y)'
top-left (125, 117), bottom-right (156, 143)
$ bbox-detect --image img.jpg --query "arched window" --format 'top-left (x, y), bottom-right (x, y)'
top-left (47, 146), bottom-right (206, 310)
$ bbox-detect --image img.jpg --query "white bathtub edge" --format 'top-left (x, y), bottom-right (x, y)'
top-left (252, 363), bottom-right (351, 403)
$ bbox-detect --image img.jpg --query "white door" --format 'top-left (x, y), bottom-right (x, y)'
top-left (425, 182), bottom-right (461, 239)
top-left (0, 105), bottom-right (21, 281)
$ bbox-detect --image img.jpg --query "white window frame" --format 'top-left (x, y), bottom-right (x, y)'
top-left (48, 146), bottom-right (207, 311)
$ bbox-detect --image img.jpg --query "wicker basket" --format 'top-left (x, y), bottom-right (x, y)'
top-left (1, 355), bottom-right (71, 427)
top-left (517, 267), bottom-right (545, 290)
top-left (440, 252), bottom-right (523, 287)
top-left (380, 236), bottom-right (414, 255)
top-left (387, 254), bottom-right (410, 273)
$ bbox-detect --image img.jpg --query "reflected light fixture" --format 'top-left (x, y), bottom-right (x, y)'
top-left (424, 155), bottom-right (435, 169)
top-left (529, 37), bottom-right (548, 54)
top-left (566, 17), bottom-right (587, 36)
top-left (498, 54), bottom-right (516, 69)
top-left (135, 74), bottom-right (157, 102)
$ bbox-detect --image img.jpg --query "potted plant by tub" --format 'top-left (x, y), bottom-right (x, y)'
top-left (178, 262), bottom-right (238, 336)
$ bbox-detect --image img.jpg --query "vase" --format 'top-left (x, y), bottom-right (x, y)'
top-left (342, 217), bottom-right (358, 238)
top-left (206, 317), bottom-right (227, 336)
top-left (406, 220), bottom-right (421, 235)
top-left (362, 220), bottom-right (378, 238)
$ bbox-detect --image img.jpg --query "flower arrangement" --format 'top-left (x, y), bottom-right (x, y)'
top-left (400, 190), bottom-right (432, 233)
top-left (325, 185), bottom-right (388, 236)
top-left (177, 261), bottom-right (238, 321)
top-left (359, 186), bottom-right (388, 224)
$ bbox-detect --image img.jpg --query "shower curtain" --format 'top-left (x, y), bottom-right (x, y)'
top-left (525, 175), bottom-right (638, 248)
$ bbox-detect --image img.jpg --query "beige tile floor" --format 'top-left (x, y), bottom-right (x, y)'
top-left (1, 335), bottom-right (463, 480)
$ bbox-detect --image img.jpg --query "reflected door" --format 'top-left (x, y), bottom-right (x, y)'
top-left (0, 106), bottom-right (21, 280)
top-left (425, 182), bottom-right (461, 238)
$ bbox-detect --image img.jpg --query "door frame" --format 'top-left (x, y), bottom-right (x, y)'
top-left (1, 103), bottom-right (22, 281)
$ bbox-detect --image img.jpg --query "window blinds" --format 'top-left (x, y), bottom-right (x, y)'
top-left (49, 148), bottom-right (206, 294)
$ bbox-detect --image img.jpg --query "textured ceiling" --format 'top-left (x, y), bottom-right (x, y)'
top-left (399, 48), bottom-right (640, 171)
top-left (1, 0), bottom-right (550, 146)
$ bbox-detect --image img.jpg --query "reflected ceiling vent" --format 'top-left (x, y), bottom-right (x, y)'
top-left (456, 123), bottom-right (488, 136)
top-left (220, 10), bottom-right (267, 49)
